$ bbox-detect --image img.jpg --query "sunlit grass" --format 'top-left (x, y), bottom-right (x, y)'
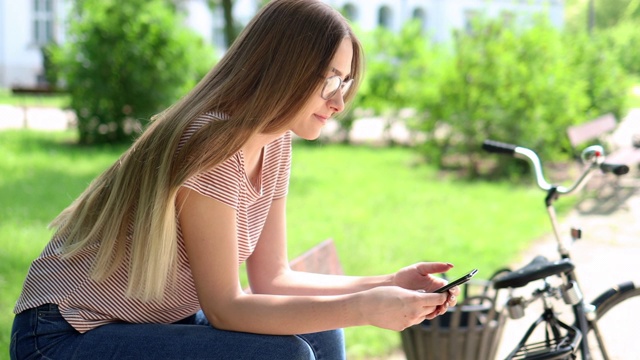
top-left (629, 83), bottom-right (640, 109)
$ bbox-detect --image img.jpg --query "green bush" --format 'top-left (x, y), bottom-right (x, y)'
top-left (340, 22), bottom-right (443, 145)
top-left (417, 18), bottom-right (590, 176)
top-left (566, 31), bottom-right (629, 121)
top-left (601, 20), bottom-right (640, 77)
top-left (344, 17), bottom-right (630, 179)
top-left (55, 0), bottom-right (215, 144)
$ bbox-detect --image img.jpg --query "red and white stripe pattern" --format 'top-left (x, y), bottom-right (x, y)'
top-left (14, 112), bottom-right (292, 333)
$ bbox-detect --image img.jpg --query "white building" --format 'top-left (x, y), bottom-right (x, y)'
top-left (0, 0), bottom-right (563, 89)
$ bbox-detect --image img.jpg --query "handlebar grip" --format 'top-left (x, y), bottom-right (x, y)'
top-left (482, 139), bottom-right (517, 156)
top-left (601, 163), bottom-right (629, 176)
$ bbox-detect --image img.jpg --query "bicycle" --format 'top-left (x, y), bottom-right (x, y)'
top-left (482, 139), bottom-right (640, 360)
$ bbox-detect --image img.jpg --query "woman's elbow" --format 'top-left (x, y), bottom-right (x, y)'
top-left (200, 306), bottom-right (242, 331)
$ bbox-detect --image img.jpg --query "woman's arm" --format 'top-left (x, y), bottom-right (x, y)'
top-left (247, 197), bottom-right (456, 296)
top-left (247, 198), bottom-right (393, 295)
top-left (246, 197), bottom-right (391, 295)
top-left (177, 188), bottom-right (449, 335)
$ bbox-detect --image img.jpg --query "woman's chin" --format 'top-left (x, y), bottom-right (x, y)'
top-left (292, 130), bottom-right (321, 141)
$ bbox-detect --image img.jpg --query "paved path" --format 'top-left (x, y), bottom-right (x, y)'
top-left (0, 105), bottom-right (76, 131)
top-left (2, 105), bottom-right (639, 359)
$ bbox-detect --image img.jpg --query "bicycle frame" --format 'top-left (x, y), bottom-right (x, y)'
top-left (483, 140), bottom-right (630, 360)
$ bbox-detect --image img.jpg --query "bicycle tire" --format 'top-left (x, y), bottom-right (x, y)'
top-left (581, 281), bottom-right (640, 360)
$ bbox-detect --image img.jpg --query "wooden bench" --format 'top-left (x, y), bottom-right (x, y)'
top-left (567, 113), bottom-right (640, 166)
top-left (288, 238), bottom-right (344, 275)
top-left (245, 239), bottom-right (343, 293)
top-left (567, 113), bottom-right (640, 193)
top-left (11, 85), bottom-right (61, 96)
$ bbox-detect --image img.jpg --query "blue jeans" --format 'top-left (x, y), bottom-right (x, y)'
top-left (10, 304), bottom-right (346, 359)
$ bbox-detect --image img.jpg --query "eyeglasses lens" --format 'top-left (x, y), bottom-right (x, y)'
top-left (322, 76), bottom-right (342, 100)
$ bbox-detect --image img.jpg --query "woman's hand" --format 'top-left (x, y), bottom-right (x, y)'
top-left (356, 286), bottom-right (449, 331)
top-left (391, 262), bottom-right (460, 311)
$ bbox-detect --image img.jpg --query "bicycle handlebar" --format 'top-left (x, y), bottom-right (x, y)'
top-left (482, 139), bottom-right (629, 195)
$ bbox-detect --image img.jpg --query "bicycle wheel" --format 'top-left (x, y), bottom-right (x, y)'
top-left (582, 281), bottom-right (640, 360)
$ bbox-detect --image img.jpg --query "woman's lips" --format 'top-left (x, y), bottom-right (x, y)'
top-left (314, 114), bottom-right (330, 124)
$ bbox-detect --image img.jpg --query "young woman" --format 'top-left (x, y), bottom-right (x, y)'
top-left (10, 1), bottom-right (459, 359)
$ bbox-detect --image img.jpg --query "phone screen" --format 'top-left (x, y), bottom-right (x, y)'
top-left (434, 269), bottom-right (478, 293)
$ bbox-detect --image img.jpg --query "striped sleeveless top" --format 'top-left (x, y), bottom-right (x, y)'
top-left (13, 112), bottom-right (292, 333)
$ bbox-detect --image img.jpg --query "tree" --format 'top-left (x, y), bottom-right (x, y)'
top-left (419, 18), bottom-right (590, 176)
top-left (56, 0), bottom-right (215, 144)
top-left (594, 0), bottom-right (640, 29)
top-left (207, 0), bottom-right (237, 47)
top-left (344, 21), bottom-right (442, 145)
top-left (566, 0), bottom-right (640, 32)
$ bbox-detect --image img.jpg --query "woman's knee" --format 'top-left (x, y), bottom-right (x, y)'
top-left (297, 329), bottom-right (346, 360)
top-left (276, 336), bottom-right (316, 360)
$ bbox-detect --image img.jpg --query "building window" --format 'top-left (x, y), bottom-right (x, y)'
top-left (211, 8), bottom-right (227, 50)
top-left (464, 9), bottom-right (480, 33)
top-left (501, 10), bottom-right (516, 27)
top-left (342, 3), bottom-right (358, 22)
top-left (33, 0), bottom-right (54, 45)
top-left (378, 5), bottom-right (393, 29)
top-left (412, 7), bottom-right (428, 33)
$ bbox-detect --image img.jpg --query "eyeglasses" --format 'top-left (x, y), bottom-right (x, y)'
top-left (321, 75), bottom-right (354, 100)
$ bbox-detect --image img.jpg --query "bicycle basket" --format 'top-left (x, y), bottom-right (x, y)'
top-left (400, 278), bottom-right (507, 360)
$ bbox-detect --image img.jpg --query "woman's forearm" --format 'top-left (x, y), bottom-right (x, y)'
top-left (250, 270), bottom-right (395, 296)
top-left (204, 291), bottom-right (367, 335)
top-left (204, 284), bottom-right (448, 335)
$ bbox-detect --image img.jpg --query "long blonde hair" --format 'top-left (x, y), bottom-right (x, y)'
top-left (52, 0), bottom-right (363, 302)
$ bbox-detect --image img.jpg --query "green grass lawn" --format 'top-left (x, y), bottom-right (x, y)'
top-left (0, 130), bottom-right (569, 359)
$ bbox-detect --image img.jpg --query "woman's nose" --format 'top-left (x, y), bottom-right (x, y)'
top-left (328, 91), bottom-right (345, 113)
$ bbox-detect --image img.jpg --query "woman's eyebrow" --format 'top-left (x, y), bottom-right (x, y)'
top-left (331, 67), bottom-right (350, 78)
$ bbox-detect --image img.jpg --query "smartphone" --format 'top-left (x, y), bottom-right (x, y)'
top-left (434, 269), bottom-right (478, 293)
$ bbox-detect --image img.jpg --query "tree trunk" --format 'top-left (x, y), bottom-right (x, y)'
top-left (222, 0), bottom-right (236, 47)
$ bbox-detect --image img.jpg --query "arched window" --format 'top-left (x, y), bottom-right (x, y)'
top-left (412, 7), bottom-right (427, 32)
top-left (342, 3), bottom-right (358, 22)
top-left (378, 5), bottom-right (393, 29)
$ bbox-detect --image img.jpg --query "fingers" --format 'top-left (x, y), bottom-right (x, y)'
top-left (380, 288), bottom-right (452, 328)
top-left (418, 291), bottom-right (448, 304)
top-left (424, 304), bottom-right (448, 320)
top-left (447, 285), bottom-right (461, 297)
top-left (415, 262), bottom-right (454, 276)
top-left (417, 290), bottom-right (456, 320)
top-left (447, 293), bottom-right (457, 307)
top-left (424, 310), bottom-right (440, 320)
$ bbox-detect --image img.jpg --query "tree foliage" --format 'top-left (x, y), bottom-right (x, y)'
top-left (566, 31), bottom-right (630, 121)
top-left (336, 22), bottom-right (444, 144)
top-left (423, 20), bottom-right (587, 174)
top-left (340, 17), bottom-right (630, 178)
top-left (599, 19), bottom-right (640, 77)
top-left (56, 0), bottom-right (215, 144)
top-left (206, 0), bottom-right (238, 47)
top-left (566, 0), bottom-right (640, 32)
